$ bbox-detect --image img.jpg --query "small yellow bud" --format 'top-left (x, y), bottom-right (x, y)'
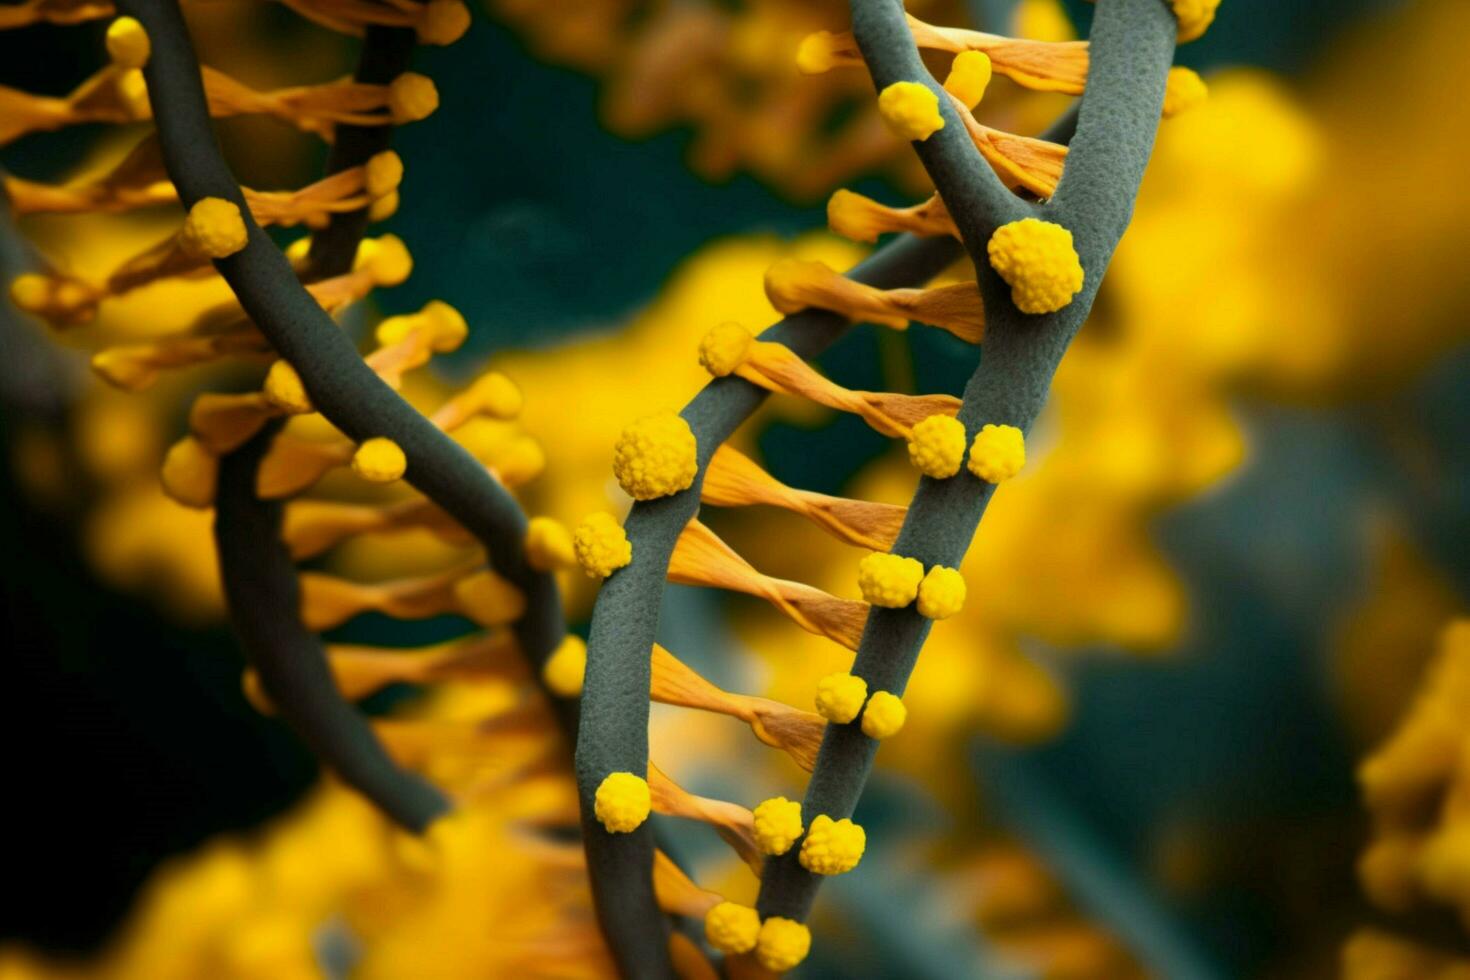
top-left (906, 414), bottom-right (967, 478)
top-left (285, 237), bottom-right (311, 263)
top-left (468, 371), bottom-right (520, 418)
top-left (365, 150), bottom-right (404, 199)
top-left (916, 565), bottom-right (966, 619)
top-left (860, 690), bottom-right (907, 739)
top-left (541, 635), bottom-right (586, 697)
top-left (105, 17), bottom-right (150, 69)
top-left (367, 190), bottom-right (400, 222)
top-left (160, 436), bottom-right (218, 509)
top-left (525, 515), bottom-right (575, 571)
top-left (361, 235), bottom-right (413, 286)
top-left (181, 197), bottom-right (248, 259)
top-left (698, 322), bottom-right (753, 377)
top-left (1163, 66), bottom-right (1208, 117)
top-left (987, 217), bottom-right (1083, 314)
top-left (573, 512), bottom-right (632, 578)
top-left (262, 360), bottom-right (311, 414)
top-left (798, 814), bottom-right (865, 875)
top-left (877, 81), bottom-right (944, 142)
top-left (967, 423), bottom-right (1025, 483)
top-left (704, 901), bottom-right (760, 955)
top-left (857, 551), bottom-right (924, 608)
top-left (612, 412), bottom-right (698, 501)
top-left (421, 299), bottom-right (468, 351)
top-left (351, 437), bottom-right (406, 482)
top-left (795, 31), bottom-right (842, 75)
top-left (752, 797), bottom-right (804, 856)
top-left (594, 772), bottom-right (650, 833)
top-left (1169, 0), bottom-right (1221, 42)
top-left (389, 73), bottom-right (439, 123)
top-left (814, 671), bottom-right (868, 724)
top-left (417, 0), bottom-right (470, 45)
top-left (943, 50), bottom-right (992, 109)
top-left (9, 273), bottom-right (50, 314)
top-left (756, 917), bottom-right (811, 972)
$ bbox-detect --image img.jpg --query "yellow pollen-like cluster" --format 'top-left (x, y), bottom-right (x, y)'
top-left (612, 412), bottom-right (698, 500)
top-left (388, 73), bottom-right (439, 123)
top-left (365, 150), bottom-right (404, 199)
top-left (356, 235), bottom-right (414, 286)
top-left (541, 635), bottom-right (586, 697)
top-left (593, 772), bottom-right (650, 833)
top-left (967, 423), bottom-right (1025, 483)
top-left (417, 0), bottom-right (471, 45)
top-left (916, 565), bottom-right (966, 619)
top-left (944, 50), bottom-right (992, 110)
top-left (860, 690), bottom-right (907, 739)
top-left (573, 512), bottom-right (632, 578)
top-left (857, 551), bottom-right (924, 608)
top-left (814, 671), bottom-right (869, 724)
top-left (352, 437), bottom-right (407, 483)
top-left (263, 360), bottom-right (311, 414)
top-left (1169, 0), bottom-right (1222, 42)
top-left (798, 814), bottom-right (866, 875)
top-left (877, 81), bottom-right (945, 142)
top-left (987, 218), bottom-right (1084, 314)
top-left (181, 197), bottom-right (248, 259)
top-left (1163, 66), bottom-right (1209, 117)
top-left (906, 414), bottom-right (967, 478)
top-left (752, 796), bottom-right (804, 855)
top-left (524, 516), bottom-right (575, 571)
top-left (105, 16), bottom-right (150, 69)
top-left (698, 322), bottom-right (753, 377)
top-left (704, 901), bottom-right (760, 954)
top-left (756, 917), bottom-right (812, 972)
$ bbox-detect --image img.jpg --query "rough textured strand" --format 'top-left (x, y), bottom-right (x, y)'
top-left (117, 0), bottom-right (565, 684)
top-left (208, 23), bottom-right (452, 832)
top-left (575, 232), bottom-right (961, 977)
top-left (755, 0), bottom-right (1176, 923)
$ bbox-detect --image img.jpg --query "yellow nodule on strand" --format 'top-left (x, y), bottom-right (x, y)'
top-left (389, 73), bottom-right (439, 123)
top-left (799, 814), bottom-right (866, 875)
top-left (417, 0), bottom-right (470, 46)
top-left (698, 322), bottom-right (753, 377)
top-left (877, 81), bottom-right (944, 142)
top-left (757, 917), bottom-right (812, 972)
top-left (752, 797), bottom-right (804, 856)
top-left (1163, 66), bottom-right (1208, 117)
top-left (160, 436), bottom-right (218, 509)
top-left (541, 635), bottom-right (586, 698)
top-left (182, 197), bottom-right (248, 259)
top-left (1169, 0), bottom-right (1221, 43)
top-left (359, 234), bottom-right (413, 286)
top-left (106, 17), bottom-right (150, 69)
top-left (573, 512), bottom-right (632, 578)
top-left (944, 50), bottom-right (992, 110)
top-left (795, 30), bottom-right (840, 75)
top-left (704, 901), bottom-right (760, 955)
top-left (263, 360), bottom-right (311, 414)
top-left (916, 565), bottom-right (966, 619)
top-left (352, 437), bottom-right (406, 483)
top-left (594, 772), bottom-right (650, 833)
top-left (967, 423), bottom-right (1025, 483)
top-left (815, 671), bottom-right (869, 724)
top-left (861, 690), bottom-right (907, 739)
top-left (365, 150), bottom-right (404, 199)
top-left (907, 414), bottom-right (967, 479)
top-left (987, 218), bottom-right (1083, 314)
top-left (525, 515), bottom-right (574, 571)
top-left (612, 411), bottom-right (697, 501)
top-left (857, 551), bottom-right (924, 608)
top-left (422, 300), bottom-right (469, 351)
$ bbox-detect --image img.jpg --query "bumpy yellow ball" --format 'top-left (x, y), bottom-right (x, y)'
top-left (967, 424), bottom-right (1025, 483)
top-left (704, 901), bottom-right (760, 954)
top-left (752, 796), bottom-right (804, 855)
top-left (877, 81), bottom-right (944, 142)
top-left (798, 814), bottom-right (866, 875)
top-left (756, 917), bottom-right (812, 972)
top-left (987, 218), bottom-right (1084, 314)
top-left (612, 412), bottom-right (698, 500)
top-left (916, 565), bottom-right (966, 619)
top-left (814, 672), bottom-right (869, 724)
top-left (573, 512), bottom-right (632, 578)
top-left (906, 414), bottom-right (967, 478)
top-left (860, 690), bottom-right (907, 740)
top-left (182, 197), bottom-right (248, 259)
top-left (593, 772), bottom-right (650, 833)
top-left (857, 551), bottom-right (924, 608)
top-left (698, 322), bottom-right (753, 377)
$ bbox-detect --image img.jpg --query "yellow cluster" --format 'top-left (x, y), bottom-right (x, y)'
top-left (861, 690), bottom-right (908, 739)
top-left (524, 516), bottom-right (575, 571)
top-left (1163, 67), bottom-right (1209, 117)
top-left (702, 902), bottom-right (814, 971)
top-left (612, 411), bottom-right (698, 500)
top-left (987, 218), bottom-right (1084, 314)
top-left (351, 437), bottom-right (407, 483)
top-left (906, 414), bottom-right (967, 479)
top-left (752, 796), bottom-right (804, 855)
top-left (877, 81), bottom-right (945, 142)
top-left (944, 51), bottom-right (993, 110)
top-left (698, 321), bottom-right (754, 377)
top-left (704, 901), bottom-right (760, 954)
top-left (798, 814), bottom-right (866, 875)
top-left (593, 772), bottom-right (650, 833)
top-left (1168, 0), bottom-right (1222, 43)
top-left (541, 635), bottom-right (587, 697)
top-left (968, 424), bottom-right (1026, 483)
top-left (573, 512), bottom-right (632, 578)
top-left (857, 551), bottom-right (925, 608)
top-left (756, 917), bottom-right (812, 972)
top-left (815, 671), bottom-right (869, 724)
top-left (181, 197), bottom-right (249, 259)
